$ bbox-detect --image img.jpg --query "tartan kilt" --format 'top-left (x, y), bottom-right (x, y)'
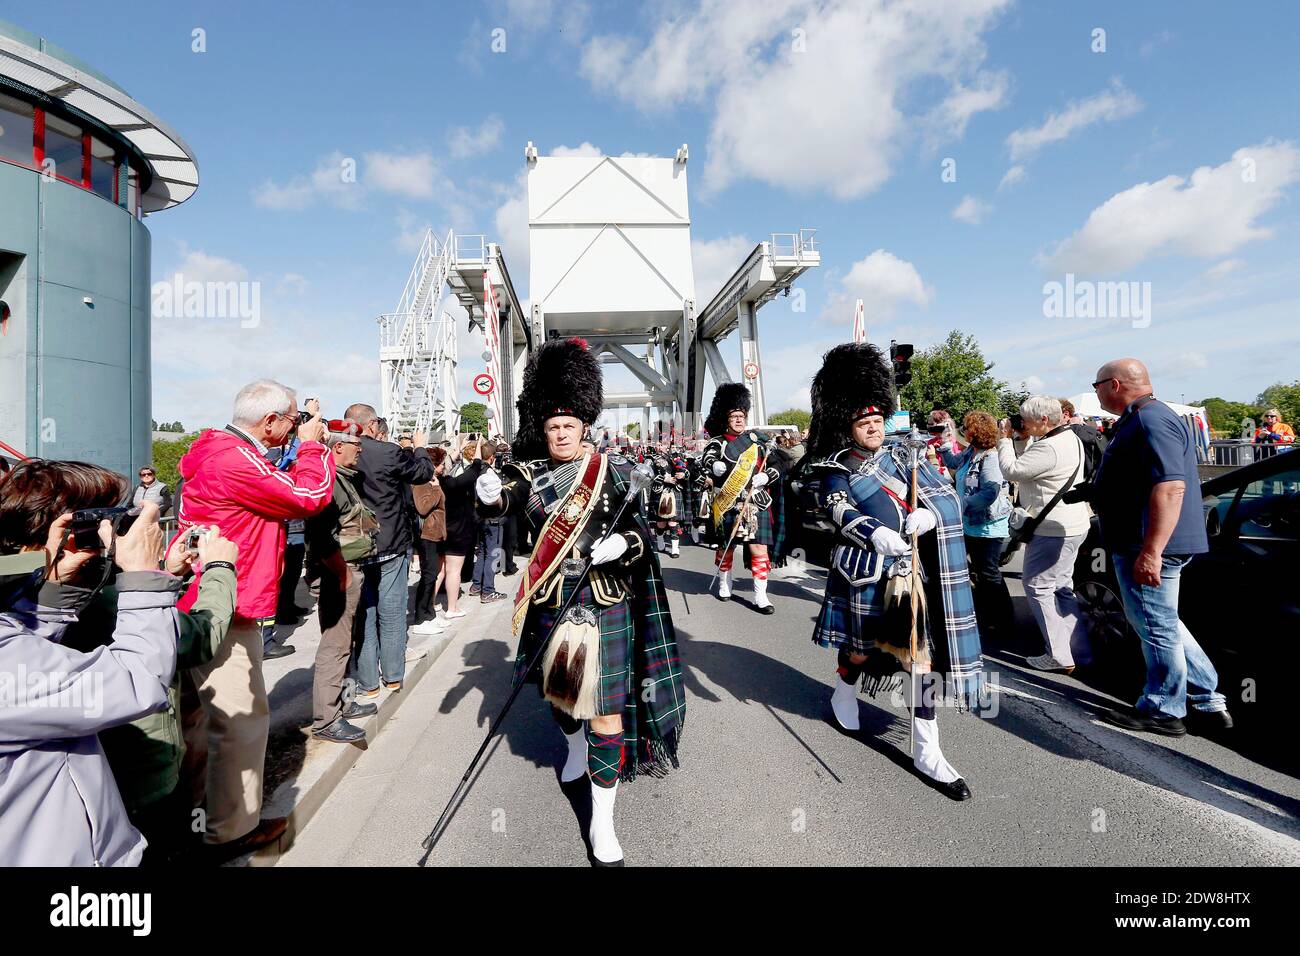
top-left (516, 581), bottom-right (633, 718)
top-left (810, 561), bottom-right (936, 657)
top-left (716, 502), bottom-right (778, 547)
top-left (652, 485), bottom-right (686, 522)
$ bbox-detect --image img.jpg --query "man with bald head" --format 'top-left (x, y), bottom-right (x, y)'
top-left (1087, 358), bottom-right (1230, 736)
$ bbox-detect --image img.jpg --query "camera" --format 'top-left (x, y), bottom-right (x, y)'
top-left (1009, 414), bottom-right (1025, 433)
top-left (185, 525), bottom-right (211, 554)
top-left (70, 506), bottom-right (138, 551)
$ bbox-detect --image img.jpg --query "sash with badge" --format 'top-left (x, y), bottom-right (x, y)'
top-left (511, 452), bottom-right (611, 718)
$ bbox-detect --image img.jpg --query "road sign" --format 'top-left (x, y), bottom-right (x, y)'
top-left (473, 372), bottom-right (495, 396)
top-left (743, 361), bottom-right (759, 380)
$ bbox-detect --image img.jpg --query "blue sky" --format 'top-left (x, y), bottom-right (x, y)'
top-left (17, 0), bottom-right (1300, 428)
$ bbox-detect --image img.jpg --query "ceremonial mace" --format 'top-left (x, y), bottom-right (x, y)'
top-left (419, 460), bottom-right (655, 856)
top-left (707, 436), bottom-right (776, 595)
top-left (903, 427), bottom-right (930, 758)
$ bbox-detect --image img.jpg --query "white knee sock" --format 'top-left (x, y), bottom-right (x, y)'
top-left (589, 781), bottom-right (623, 864)
top-left (560, 727), bottom-right (587, 783)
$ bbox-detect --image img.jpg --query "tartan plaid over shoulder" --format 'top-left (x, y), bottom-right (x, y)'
top-left (809, 444), bottom-right (986, 713)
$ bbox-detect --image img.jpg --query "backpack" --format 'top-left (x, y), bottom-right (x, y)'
top-left (336, 475), bottom-right (379, 563)
top-left (1070, 423), bottom-right (1108, 483)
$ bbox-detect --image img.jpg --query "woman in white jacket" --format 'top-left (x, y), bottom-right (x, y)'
top-left (997, 396), bottom-right (1092, 672)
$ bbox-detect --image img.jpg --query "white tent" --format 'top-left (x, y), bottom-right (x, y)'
top-left (1064, 392), bottom-right (1206, 421)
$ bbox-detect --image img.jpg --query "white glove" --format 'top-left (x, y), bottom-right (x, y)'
top-left (589, 533), bottom-right (629, 565)
top-left (905, 508), bottom-right (936, 537)
top-left (475, 470), bottom-right (502, 505)
top-left (750, 472), bottom-right (768, 489)
top-left (711, 460), bottom-right (727, 477)
top-left (870, 526), bottom-right (911, 557)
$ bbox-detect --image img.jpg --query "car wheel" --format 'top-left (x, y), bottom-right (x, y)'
top-left (1076, 578), bottom-right (1134, 659)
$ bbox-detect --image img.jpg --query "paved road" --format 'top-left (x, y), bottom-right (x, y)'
top-left (280, 541), bottom-right (1300, 867)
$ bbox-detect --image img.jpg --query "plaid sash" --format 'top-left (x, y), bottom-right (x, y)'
top-left (511, 452), bottom-right (606, 635)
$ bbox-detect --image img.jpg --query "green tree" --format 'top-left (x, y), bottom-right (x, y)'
top-left (1255, 381), bottom-right (1300, 430)
top-left (1196, 397), bottom-right (1263, 438)
top-left (898, 330), bottom-right (1006, 423)
top-left (768, 408), bottom-right (811, 431)
top-left (150, 433), bottom-right (201, 490)
top-left (459, 401), bottom-right (489, 435)
top-left (624, 423), bottom-right (640, 439)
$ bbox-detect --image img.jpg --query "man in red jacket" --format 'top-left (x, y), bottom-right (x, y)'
top-left (175, 379), bottom-right (334, 857)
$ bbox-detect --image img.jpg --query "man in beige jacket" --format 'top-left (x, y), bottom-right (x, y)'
top-left (998, 395), bottom-right (1093, 672)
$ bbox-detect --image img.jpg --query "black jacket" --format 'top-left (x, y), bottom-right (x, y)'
top-left (353, 437), bottom-right (434, 556)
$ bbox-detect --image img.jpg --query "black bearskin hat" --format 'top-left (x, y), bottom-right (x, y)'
top-left (513, 337), bottom-right (602, 460)
top-left (703, 382), bottom-right (752, 437)
top-left (806, 343), bottom-right (895, 461)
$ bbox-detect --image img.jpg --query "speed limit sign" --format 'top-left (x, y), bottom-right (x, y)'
top-left (473, 372), bottom-right (495, 396)
top-left (743, 361), bottom-right (759, 380)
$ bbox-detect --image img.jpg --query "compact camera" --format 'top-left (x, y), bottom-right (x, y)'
top-left (185, 525), bottom-right (212, 554)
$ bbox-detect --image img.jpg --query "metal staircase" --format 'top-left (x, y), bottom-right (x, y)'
top-left (377, 229), bottom-right (460, 438)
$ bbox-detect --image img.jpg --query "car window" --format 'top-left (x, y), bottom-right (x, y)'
top-left (1229, 465), bottom-right (1300, 541)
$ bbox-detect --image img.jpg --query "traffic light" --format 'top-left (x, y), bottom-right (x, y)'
top-left (890, 340), bottom-right (913, 388)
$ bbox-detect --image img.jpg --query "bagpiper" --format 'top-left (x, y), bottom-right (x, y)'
top-left (649, 447), bottom-right (687, 558)
top-left (474, 338), bottom-right (686, 865)
top-left (805, 343), bottom-right (985, 801)
top-left (700, 383), bottom-right (786, 614)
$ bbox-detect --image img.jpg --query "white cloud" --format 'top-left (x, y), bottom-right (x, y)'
top-left (1006, 80), bottom-right (1143, 162)
top-left (998, 165), bottom-right (1026, 190)
top-left (839, 249), bottom-right (932, 312)
top-left (952, 195), bottom-right (992, 225)
top-left (1059, 354), bottom-right (1079, 369)
top-left (277, 273), bottom-right (309, 295)
top-left (692, 235), bottom-right (754, 305)
top-left (1043, 141), bottom-right (1300, 274)
top-left (395, 209), bottom-right (433, 254)
top-left (365, 151), bottom-right (438, 199)
top-left (580, 0), bottom-right (1011, 199)
top-left (161, 248), bottom-right (249, 284)
top-left (1158, 351), bottom-right (1209, 380)
top-left (450, 116), bottom-right (505, 159)
top-left (1204, 258), bottom-right (1244, 281)
top-left (1021, 375), bottom-right (1045, 392)
top-left (252, 152), bottom-right (363, 211)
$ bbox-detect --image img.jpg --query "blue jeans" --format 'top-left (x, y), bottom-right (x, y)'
top-left (354, 553), bottom-right (410, 690)
top-left (473, 522), bottom-right (502, 593)
top-left (1112, 552), bottom-right (1227, 719)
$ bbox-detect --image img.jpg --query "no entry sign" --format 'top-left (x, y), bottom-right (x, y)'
top-left (473, 372), bottom-right (495, 396)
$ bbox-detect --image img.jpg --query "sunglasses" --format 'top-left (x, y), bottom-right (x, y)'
top-left (139, 471), bottom-right (154, 477)
top-left (1091, 377), bottom-right (1116, 389)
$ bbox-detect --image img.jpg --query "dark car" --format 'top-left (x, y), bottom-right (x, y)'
top-left (1073, 449), bottom-right (1300, 718)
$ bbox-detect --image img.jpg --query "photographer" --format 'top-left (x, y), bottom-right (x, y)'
top-left (64, 525), bottom-right (240, 865)
top-left (1254, 408), bottom-right (1295, 446)
top-left (174, 379), bottom-right (334, 856)
top-left (0, 462), bottom-right (176, 866)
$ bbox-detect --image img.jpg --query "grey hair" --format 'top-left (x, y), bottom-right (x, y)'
top-left (1020, 395), bottom-right (1063, 426)
top-left (232, 379), bottom-right (295, 427)
top-left (344, 403), bottom-right (377, 426)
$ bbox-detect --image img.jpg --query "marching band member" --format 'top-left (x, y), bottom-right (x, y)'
top-left (700, 384), bottom-right (786, 614)
top-left (805, 343), bottom-right (985, 801)
top-left (475, 338), bottom-right (686, 865)
top-left (650, 448), bottom-right (686, 558)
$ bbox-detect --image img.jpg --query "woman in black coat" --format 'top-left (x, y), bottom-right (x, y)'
top-left (433, 440), bottom-right (485, 619)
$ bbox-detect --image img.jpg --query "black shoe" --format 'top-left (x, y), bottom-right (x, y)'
top-left (756, 603), bottom-right (775, 615)
top-left (312, 718), bottom-right (367, 744)
top-left (481, 590), bottom-right (507, 603)
top-left (1099, 707), bottom-right (1187, 737)
top-left (1185, 709), bottom-right (1234, 735)
top-left (926, 776), bottom-right (972, 801)
top-left (262, 641), bottom-right (296, 660)
top-left (503, 565), bottom-right (520, 575)
top-left (591, 855), bottom-right (625, 868)
top-left (342, 701), bottom-right (378, 720)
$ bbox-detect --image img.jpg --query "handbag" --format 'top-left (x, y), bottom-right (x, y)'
top-left (999, 456), bottom-right (1081, 567)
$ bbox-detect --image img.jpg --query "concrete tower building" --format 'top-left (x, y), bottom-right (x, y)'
top-left (0, 19), bottom-right (198, 476)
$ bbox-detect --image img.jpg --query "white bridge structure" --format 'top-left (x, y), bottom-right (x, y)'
top-left (377, 143), bottom-right (818, 441)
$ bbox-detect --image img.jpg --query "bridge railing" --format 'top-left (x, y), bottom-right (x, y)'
top-left (769, 228), bottom-right (818, 259)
